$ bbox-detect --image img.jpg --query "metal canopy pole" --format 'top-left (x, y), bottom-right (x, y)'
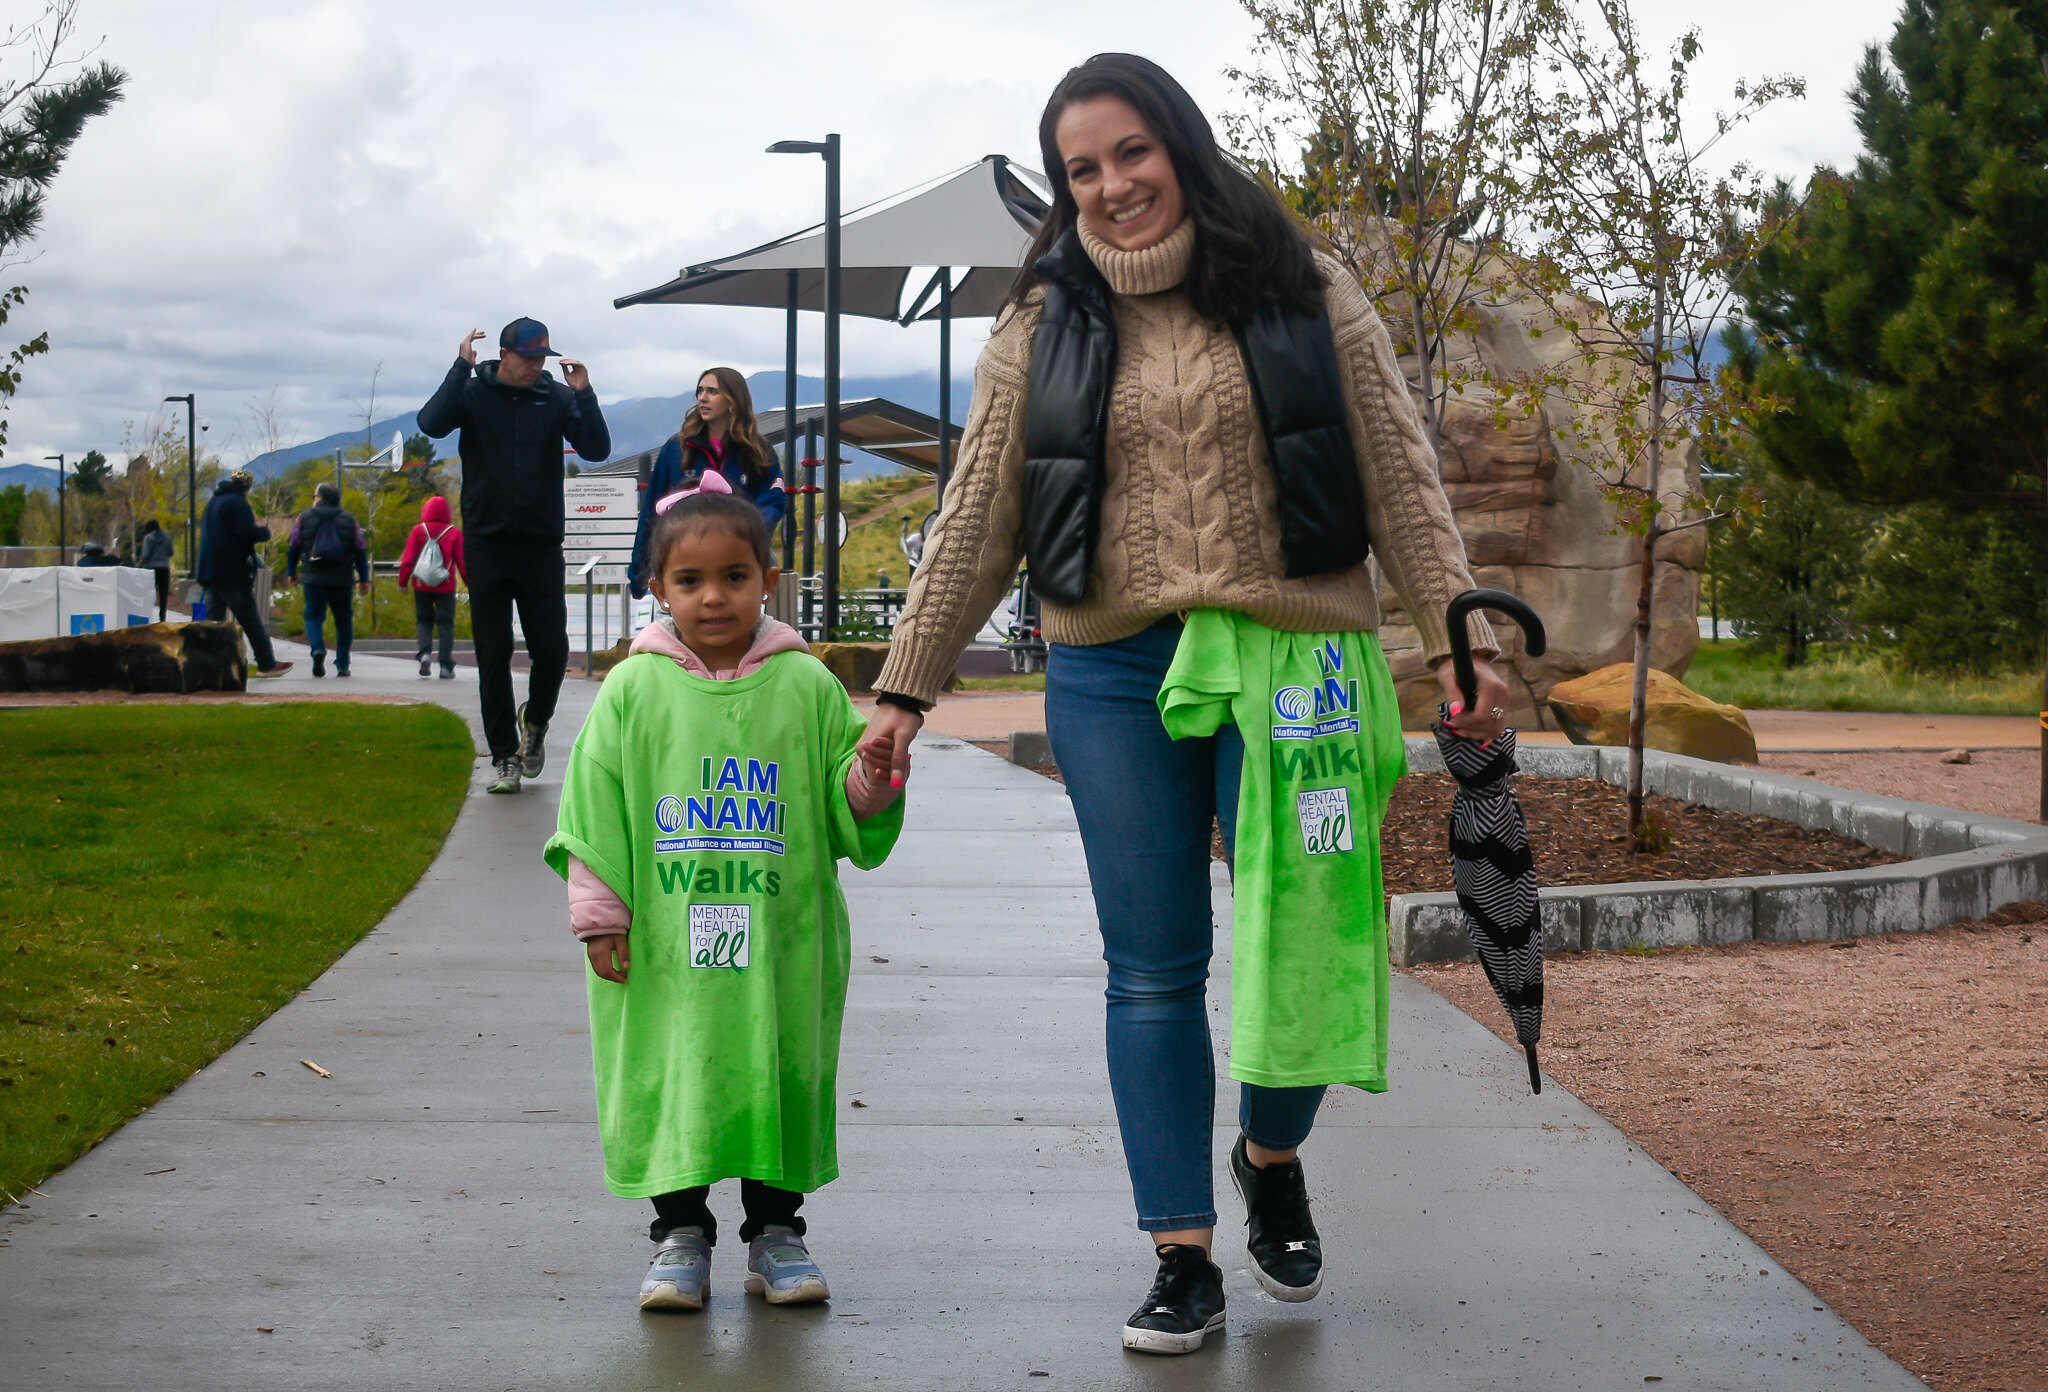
top-left (822, 132), bottom-right (842, 639)
top-left (802, 420), bottom-right (818, 636)
top-left (783, 268), bottom-right (799, 572)
top-left (937, 268), bottom-right (953, 511)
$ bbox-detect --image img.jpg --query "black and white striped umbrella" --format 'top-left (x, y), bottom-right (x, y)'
top-left (1437, 589), bottom-right (1549, 1095)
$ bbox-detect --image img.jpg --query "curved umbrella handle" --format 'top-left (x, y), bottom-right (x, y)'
top-left (1447, 588), bottom-right (1548, 711)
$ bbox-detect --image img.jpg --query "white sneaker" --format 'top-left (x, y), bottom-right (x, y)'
top-left (640, 1229), bottom-right (711, 1311)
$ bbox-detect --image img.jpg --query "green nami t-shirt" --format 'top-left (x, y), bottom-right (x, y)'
top-left (544, 651), bottom-right (903, 1198)
top-left (1159, 611), bottom-right (1406, 1091)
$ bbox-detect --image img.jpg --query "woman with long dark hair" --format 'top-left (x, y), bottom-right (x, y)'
top-left (859, 54), bottom-right (1508, 1352)
top-left (628, 367), bottom-right (786, 598)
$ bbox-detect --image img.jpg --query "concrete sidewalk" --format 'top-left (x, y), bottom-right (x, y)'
top-left (1, 662), bottom-right (1920, 1389)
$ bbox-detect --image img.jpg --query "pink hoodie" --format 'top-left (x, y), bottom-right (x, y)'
top-left (567, 613), bottom-right (901, 941)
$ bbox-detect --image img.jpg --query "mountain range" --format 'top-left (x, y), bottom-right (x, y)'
top-left (0, 370), bottom-right (975, 495)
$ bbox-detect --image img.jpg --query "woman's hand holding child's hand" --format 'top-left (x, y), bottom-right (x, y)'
top-left (586, 933), bottom-right (630, 984)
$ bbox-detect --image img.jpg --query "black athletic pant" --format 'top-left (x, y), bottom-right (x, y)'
top-left (153, 567), bottom-right (170, 622)
top-left (413, 590), bottom-right (456, 667)
top-left (466, 535), bottom-right (567, 761)
top-left (203, 582), bottom-right (277, 671)
top-left (650, 1181), bottom-right (805, 1246)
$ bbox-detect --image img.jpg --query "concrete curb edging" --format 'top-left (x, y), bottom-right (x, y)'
top-left (1389, 736), bottom-right (2048, 966)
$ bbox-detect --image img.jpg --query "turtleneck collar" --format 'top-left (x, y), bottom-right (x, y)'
top-left (1077, 215), bottom-right (1194, 297)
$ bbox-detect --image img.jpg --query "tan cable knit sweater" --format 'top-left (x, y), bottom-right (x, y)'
top-left (874, 216), bottom-right (1494, 707)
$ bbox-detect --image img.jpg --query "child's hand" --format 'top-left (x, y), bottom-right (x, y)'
top-left (858, 741), bottom-right (905, 790)
top-left (586, 933), bottom-right (630, 984)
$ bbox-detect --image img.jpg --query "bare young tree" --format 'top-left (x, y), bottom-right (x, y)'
top-left (1229, 0), bottom-right (1544, 451)
top-left (1505, 0), bottom-right (1798, 846)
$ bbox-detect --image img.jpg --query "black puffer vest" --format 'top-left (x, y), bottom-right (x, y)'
top-left (1020, 227), bottom-right (1370, 606)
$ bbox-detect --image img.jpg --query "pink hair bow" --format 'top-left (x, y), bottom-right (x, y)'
top-left (653, 468), bottom-right (733, 515)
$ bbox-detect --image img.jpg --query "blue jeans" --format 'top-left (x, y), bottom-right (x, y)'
top-left (1046, 619), bottom-right (1326, 1232)
top-left (302, 582), bottom-right (354, 669)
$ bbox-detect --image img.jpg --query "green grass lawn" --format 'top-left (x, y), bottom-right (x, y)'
top-left (1685, 641), bottom-right (2039, 716)
top-left (0, 702), bottom-right (473, 1202)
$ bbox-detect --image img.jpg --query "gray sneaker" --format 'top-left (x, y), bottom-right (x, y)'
top-left (517, 701), bottom-right (547, 778)
top-left (486, 757), bottom-right (521, 794)
top-left (640, 1228), bottom-right (711, 1311)
top-left (743, 1226), bottom-right (829, 1304)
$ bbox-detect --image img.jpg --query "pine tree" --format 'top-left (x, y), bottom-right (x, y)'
top-left (0, 3), bottom-right (126, 457)
top-left (1734, 0), bottom-right (2048, 811)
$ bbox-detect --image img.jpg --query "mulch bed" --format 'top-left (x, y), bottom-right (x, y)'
top-left (1411, 907), bottom-right (2048, 1392)
top-left (984, 748), bottom-right (1901, 886)
top-left (1379, 773), bottom-right (1902, 894)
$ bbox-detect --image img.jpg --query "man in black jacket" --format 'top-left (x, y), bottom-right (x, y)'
top-left (285, 482), bottom-right (371, 678)
top-left (196, 470), bottom-right (292, 678)
top-left (417, 317), bottom-right (610, 793)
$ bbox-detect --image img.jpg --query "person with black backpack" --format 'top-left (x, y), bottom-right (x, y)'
top-left (286, 481), bottom-right (371, 678)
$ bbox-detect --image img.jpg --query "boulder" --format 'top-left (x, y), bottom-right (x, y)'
top-left (1546, 663), bottom-right (1757, 764)
top-left (810, 641), bottom-right (893, 694)
top-left (0, 621), bottom-right (246, 693)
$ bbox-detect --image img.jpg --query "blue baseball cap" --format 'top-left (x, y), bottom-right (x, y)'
top-left (499, 317), bottom-right (561, 358)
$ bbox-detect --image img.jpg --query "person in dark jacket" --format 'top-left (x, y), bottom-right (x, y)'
top-left (196, 470), bottom-right (291, 677)
top-left (136, 519), bottom-right (175, 619)
top-left (627, 366), bottom-right (787, 600)
top-left (75, 541), bottom-right (116, 566)
top-left (286, 482), bottom-right (371, 678)
top-left (417, 316), bottom-right (610, 793)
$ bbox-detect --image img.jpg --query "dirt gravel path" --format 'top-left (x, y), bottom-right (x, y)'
top-left (1412, 911), bottom-right (2048, 1392)
top-left (1761, 749), bottom-right (2045, 826)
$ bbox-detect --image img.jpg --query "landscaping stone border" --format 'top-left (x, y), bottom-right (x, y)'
top-left (1390, 737), bottom-right (2048, 966)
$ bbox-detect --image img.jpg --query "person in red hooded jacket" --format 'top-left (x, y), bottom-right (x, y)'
top-left (397, 494), bottom-right (468, 678)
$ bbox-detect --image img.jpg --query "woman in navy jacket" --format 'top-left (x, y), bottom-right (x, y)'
top-left (628, 366), bottom-right (786, 597)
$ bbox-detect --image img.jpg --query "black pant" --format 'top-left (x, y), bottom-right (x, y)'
top-left (153, 567), bottom-right (170, 622)
top-left (301, 581), bottom-right (354, 669)
top-left (203, 582), bottom-right (276, 670)
top-left (466, 535), bottom-right (567, 761)
top-left (650, 1180), bottom-right (804, 1246)
top-left (414, 590), bottom-right (456, 667)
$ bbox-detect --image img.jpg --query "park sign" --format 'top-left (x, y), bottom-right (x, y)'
top-left (563, 475), bottom-right (638, 586)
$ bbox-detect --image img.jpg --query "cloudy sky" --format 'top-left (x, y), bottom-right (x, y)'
top-left (8, 0), bottom-right (1898, 467)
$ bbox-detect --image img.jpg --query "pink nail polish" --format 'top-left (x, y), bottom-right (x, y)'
top-left (890, 773), bottom-right (904, 789)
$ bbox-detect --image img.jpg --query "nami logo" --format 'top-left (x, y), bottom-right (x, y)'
top-left (650, 756), bottom-right (788, 856)
top-left (1272, 640), bottom-right (1361, 740)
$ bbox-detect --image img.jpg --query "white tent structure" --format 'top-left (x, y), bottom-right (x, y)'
top-left (615, 154), bottom-right (1047, 630)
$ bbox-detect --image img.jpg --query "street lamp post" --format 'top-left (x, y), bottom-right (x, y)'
top-left (767, 134), bottom-right (841, 638)
top-left (44, 454), bottom-right (65, 564)
top-left (165, 394), bottom-right (196, 568)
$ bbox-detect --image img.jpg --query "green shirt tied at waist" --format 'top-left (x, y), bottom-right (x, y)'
top-left (1158, 611), bottom-right (1407, 1091)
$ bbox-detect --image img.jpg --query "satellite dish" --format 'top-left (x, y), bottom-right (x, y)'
top-left (387, 429), bottom-right (407, 472)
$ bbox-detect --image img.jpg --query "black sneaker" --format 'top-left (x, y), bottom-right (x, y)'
top-left (418, 653), bottom-right (431, 677)
top-left (517, 701), bottom-right (547, 778)
top-left (1121, 1244), bottom-right (1224, 1355)
top-left (311, 652), bottom-right (324, 678)
top-left (1229, 1135), bottom-right (1323, 1301)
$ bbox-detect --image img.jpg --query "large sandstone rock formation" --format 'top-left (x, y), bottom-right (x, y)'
top-left (1371, 282), bottom-right (1703, 730)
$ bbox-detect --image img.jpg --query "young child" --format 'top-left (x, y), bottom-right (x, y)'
top-left (544, 471), bottom-right (905, 1311)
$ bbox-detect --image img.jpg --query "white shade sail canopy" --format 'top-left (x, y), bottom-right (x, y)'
top-left (614, 155), bottom-right (1049, 321)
